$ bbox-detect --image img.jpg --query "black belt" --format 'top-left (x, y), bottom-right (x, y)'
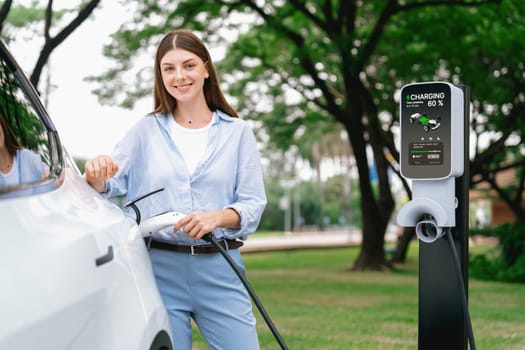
top-left (145, 238), bottom-right (243, 255)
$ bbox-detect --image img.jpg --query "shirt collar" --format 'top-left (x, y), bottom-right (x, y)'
top-left (214, 109), bottom-right (235, 123)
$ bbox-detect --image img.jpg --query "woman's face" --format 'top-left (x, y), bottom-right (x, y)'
top-left (160, 48), bottom-right (209, 106)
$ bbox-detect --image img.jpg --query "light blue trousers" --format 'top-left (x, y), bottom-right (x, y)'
top-left (149, 246), bottom-right (260, 350)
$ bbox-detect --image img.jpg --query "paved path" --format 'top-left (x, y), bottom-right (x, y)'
top-left (239, 230), bottom-right (399, 253)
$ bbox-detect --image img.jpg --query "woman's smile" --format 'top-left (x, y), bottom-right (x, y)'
top-left (175, 82), bottom-right (192, 92)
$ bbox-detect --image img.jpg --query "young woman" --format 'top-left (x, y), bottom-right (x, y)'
top-left (85, 30), bottom-right (267, 350)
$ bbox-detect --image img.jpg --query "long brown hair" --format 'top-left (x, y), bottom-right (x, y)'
top-left (0, 111), bottom-right (22, 156)
top-left (152, 30), bottom-right (238, 118)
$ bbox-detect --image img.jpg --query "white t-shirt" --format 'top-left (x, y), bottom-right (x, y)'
top-left (0, 155), bottom-right (19, 185)
top-left (168, 117), bottom-right (213, 174)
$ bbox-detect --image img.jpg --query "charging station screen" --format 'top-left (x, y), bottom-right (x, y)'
top-left (401, 83), bottom-right (452, 179)
top-left (409, 142), bottom-right (443, 165)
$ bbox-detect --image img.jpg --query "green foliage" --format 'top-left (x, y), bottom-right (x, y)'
top-left (1, 2), bottom-right (68, 42)
top-left (470, 254), bottom-right (497, 280)
top-left (94, 0), bottom-right (525, 180)
top-left (5, 4), bottom-right (46, 28)
top-left (497, 223), bottom-right (525, 267)
top-left (324, 174), bottom-right (362, 227)
top-left (258, 176), bottom-right (285, 231)
top-left (297, 181), bottom-right (322, 226)
top-left (259, 175), bottom-right (362, 231)
top-left (0, 62), bottom-right (47, 153)
top-left (470, 223), bottom-right (525, 283)
top-left (502, 255), bottom-right (525, 283)
top-left (74, 157), bottom-right (87, 173)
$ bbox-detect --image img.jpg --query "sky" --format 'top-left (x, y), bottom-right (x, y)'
top-left (48, 2), bottom-right (150, 159)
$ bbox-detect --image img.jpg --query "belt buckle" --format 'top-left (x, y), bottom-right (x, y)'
top-left (190, 245), bottom-right (199, 256)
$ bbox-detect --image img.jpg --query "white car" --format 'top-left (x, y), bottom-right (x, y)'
top-left (0, 40), bottom-right (173, 349)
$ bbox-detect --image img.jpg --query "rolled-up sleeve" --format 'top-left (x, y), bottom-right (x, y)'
top-left (101, 132), bottom-right (134, 199)
top-left (223, 124), bottom-right (267, 240)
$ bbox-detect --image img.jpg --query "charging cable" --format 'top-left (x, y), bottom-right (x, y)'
top-left (202, 233), bottom-right (289, 350)
top-left (445, 229), bottom-right (477, 350)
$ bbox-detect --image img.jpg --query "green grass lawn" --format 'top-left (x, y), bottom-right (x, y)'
top-left (190, 245), bottom-right (525, 349)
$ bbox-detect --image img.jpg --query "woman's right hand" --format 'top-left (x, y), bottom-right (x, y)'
top-left (84, 155), bottom-right (119, 193)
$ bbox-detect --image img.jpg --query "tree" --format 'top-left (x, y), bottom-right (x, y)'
top-left (93, 0), bottom-right (519, 270)
top-left (378, 0), bottom-right (525, 261)
top-left (466, 1), bottom-right (525, 224)
top-left (0, 0), bottom-right (101, 89)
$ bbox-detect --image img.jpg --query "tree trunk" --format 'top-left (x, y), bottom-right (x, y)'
top-left (390, 227), bottom-right (415, 263)
top-left (340, 109), bottom-right (391, 270)
top-left (0, 0), bottom-right (12, 32)
top-left (351, 199), bottom-right (391, 271)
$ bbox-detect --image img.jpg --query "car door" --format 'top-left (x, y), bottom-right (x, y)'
top-left (0, 40), bottom-right (171, 350)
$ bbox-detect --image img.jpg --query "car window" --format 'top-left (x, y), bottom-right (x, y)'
top-left (0, 41), bottom-right (63, 197)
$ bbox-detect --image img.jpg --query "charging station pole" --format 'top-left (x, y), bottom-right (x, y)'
top-left (418, 85), bottom-right (469, 350)
top-left (397, 83), bottom-right (470, 350)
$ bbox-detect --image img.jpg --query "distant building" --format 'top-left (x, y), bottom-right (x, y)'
top-left (470, 168), bottom-right (523, 227)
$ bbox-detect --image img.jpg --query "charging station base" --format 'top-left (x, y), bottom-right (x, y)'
top-left (419, 231), bottom-right (468, 350)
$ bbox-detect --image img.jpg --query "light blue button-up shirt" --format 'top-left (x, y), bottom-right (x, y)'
top-left (0, 148), bottom-right (47, 186)
top-left (103, 110), bottom-right (267, 244)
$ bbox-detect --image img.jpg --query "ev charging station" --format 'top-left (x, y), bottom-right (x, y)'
top-left (397, 82), bottom-right (473, 350)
